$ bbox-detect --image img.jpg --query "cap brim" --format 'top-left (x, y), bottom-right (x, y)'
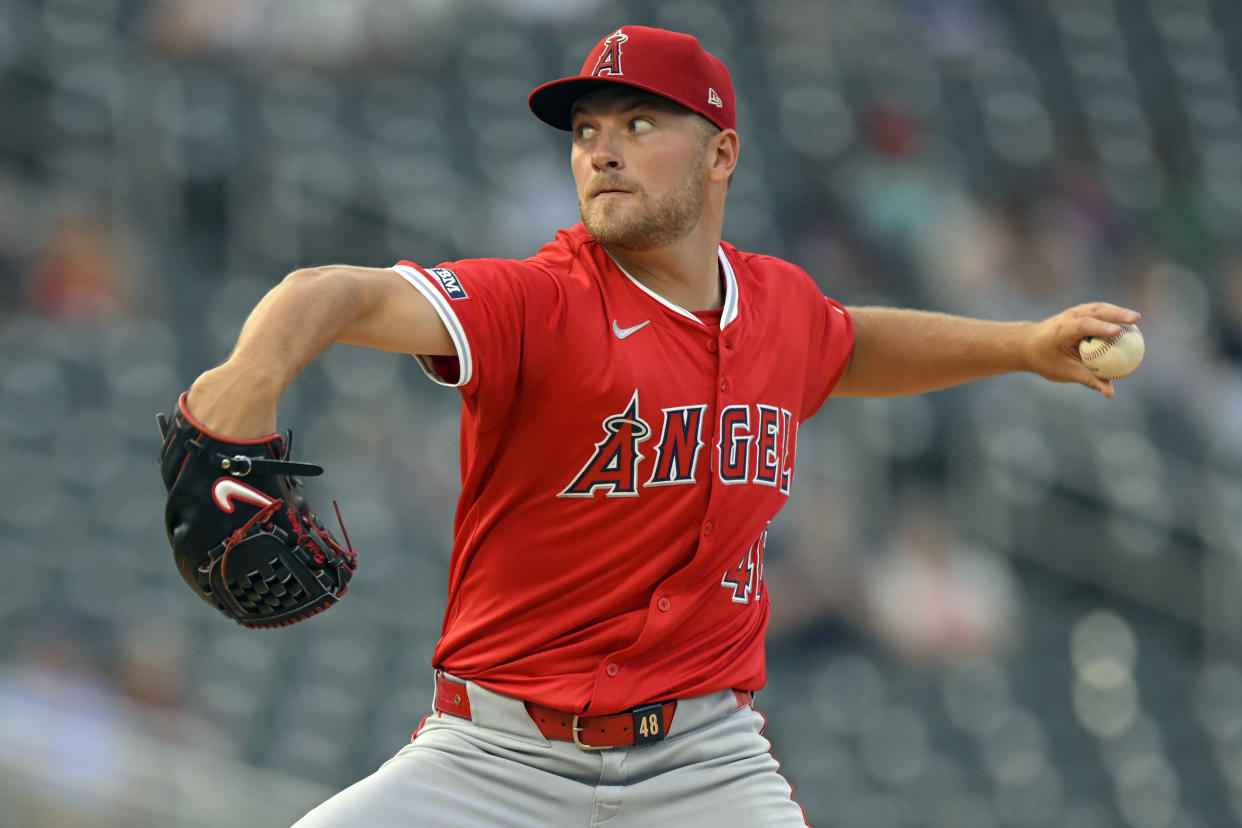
top-left (528, 76), bottom-right (660, 131)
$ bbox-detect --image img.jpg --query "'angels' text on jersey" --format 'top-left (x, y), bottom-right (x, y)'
top-left (558, 390), bottom-right (796, 498)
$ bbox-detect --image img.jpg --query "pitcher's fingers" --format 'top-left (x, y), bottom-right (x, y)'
top-left (1076, 317), bottom-right (1127, 341)
top-left (1084, 372), bottom-right (1115, 398)
top-left (1076, 302), bottom-right (1141, 325)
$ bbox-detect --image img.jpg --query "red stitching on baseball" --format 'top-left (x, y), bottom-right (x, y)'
top-left (1079, 329), bottom-right (1126, 361)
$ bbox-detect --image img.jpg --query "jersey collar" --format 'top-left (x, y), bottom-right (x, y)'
top-left (608, 246), bottom-right (740, 330)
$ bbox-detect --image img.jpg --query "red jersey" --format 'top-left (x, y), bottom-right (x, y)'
top-left (393, 223), bottom-right (853, 714)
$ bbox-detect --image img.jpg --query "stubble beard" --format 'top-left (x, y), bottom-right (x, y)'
top-left (579, 163), bottom-right (707, 252)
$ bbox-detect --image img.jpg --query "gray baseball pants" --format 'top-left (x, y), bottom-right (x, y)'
top-left (292, 675), bottom-right (809, 827)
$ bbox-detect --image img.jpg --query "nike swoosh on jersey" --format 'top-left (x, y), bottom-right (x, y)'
top-left (212, 477), bottom-right (277, 513)
top-left (612, 319), bottom-right (651, 340)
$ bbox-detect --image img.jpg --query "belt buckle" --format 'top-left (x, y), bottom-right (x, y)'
top-left (571, 715), bottom-right (610, 750)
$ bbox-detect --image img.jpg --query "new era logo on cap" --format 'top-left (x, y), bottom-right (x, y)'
top-left (528, 26), bottom-right (736, 132)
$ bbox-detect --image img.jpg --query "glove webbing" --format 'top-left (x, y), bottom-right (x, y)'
top-left (218, 499), bottom-right (284, 586)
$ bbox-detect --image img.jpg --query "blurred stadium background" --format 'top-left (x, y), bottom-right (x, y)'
top-left (2, 0), bottom-right (1242, 825)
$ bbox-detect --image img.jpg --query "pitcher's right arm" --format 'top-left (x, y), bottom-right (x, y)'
top-left (186, 265), bottom-right (453, 437)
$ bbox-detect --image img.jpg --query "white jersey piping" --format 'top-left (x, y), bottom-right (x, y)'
top-left (391, 264), bottom-right (473, 388)
top-left (609, 246), bottom-right (740, 329)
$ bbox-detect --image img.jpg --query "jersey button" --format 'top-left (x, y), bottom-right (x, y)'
top-left (703, 521), bottom-right (714, 536)
top-left (657, 596), bottom-right (671, 612)
top-left (719, 377), bottom-right (728, 392)
top-left (605, 662), bottom-right (620, 677)
top-left (706, 339), bottom-right (718, 353)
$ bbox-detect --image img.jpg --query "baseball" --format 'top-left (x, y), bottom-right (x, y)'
top-left (1078, 324), bottom-right (1145, 379)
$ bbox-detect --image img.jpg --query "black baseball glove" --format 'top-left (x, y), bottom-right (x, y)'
top-left (157, 393), bottom-right (357, 628)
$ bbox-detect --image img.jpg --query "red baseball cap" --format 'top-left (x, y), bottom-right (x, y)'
top-left (529, 26), bottom-right (736, 132)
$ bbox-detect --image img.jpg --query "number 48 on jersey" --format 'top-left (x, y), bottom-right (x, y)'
top-left (721, 527), bottom-right (767, 604)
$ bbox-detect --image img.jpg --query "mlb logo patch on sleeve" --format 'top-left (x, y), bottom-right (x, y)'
top-left (429, 267), bottom-right (467, 300)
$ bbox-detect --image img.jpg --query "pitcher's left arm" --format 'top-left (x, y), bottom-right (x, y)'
top-left (830, 303), bottom-right (1142, 399)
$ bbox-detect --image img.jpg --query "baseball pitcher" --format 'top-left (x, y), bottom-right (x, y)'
top-left (159, 26), bottom-right (1141, 827)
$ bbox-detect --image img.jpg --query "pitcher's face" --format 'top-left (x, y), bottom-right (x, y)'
top-left (571, 88), bottom-right (714, 251)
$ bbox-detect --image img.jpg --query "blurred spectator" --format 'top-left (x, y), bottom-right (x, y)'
top-left (923, 184), bottom-right (1103, 321)
top-left (1215, 251), bottom-right (1242, 365)
top-left (766, 473), bottom-right (1019, 665)
top-left (904, 0), bottom-right (1004, 59)
top-left (0, 615), bottom-right (236, 827)
top-left (859, 487), bottom-right (1019, 662)
top-left (143, 0), bottom-right (459, 69)
top-left (0, 179), bottom-right (25, 320)
top-left (833, 98), bottom-right (962, 302)
top-left (765, 477), bottom-right (868, 647)
top-left (27, 208), bottom-right (136, 322)
top-left (0, 616), bottom-right (133, 827)
top-left (481, 0), bottom-right (608, 22)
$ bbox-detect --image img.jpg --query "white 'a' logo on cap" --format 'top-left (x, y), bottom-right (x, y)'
top-left (708, 88), bottom-right (724, 109)
top-left (592, 29), bottom-right (628, 76)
